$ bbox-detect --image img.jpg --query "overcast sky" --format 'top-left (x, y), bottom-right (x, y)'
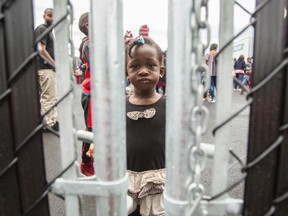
top-left (33, 0), bottom-right (255, 56)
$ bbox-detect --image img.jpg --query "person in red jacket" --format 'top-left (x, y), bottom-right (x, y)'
top-left (139, 24), bottom-right (149, 37)
top-left (78, 12), bottom-right (94, 176)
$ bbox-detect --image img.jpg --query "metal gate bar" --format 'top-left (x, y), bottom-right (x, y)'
top-left (164, 0), bottom-right (193, 215)
top-left (212, 0), bottom-right (234, 196)
top-left (90, 0), bottom-right (127, 215)
top-left (53, 0), bottom-right (81, 215)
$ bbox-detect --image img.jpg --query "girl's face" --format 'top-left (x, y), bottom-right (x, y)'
top-left (126, 45), bottom-right (163, 93)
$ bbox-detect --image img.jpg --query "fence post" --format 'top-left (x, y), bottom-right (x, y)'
top-left (211, 0), bottom-right (234, 196)
top-left (243, 0), bottom-right (286, 215)
top-left (90, 0), bottom-right (127, 215)
top-left (54, 1), bottom-right (80, 215)
top-left (164, 0), bottom-right (193, 215)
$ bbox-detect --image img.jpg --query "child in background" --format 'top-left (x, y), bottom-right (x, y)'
top-left (124, 30), bottom-right (134, 42)
top-left (125, 36), bottom-right (166, 216)
top-left (78, 12), bottom-right (94, 176)
top-left (124, 30), bottom-right (134, 94)
top-left (156, 50), bottom-right (167, 95)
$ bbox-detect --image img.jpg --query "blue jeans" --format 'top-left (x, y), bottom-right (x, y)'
top-left (234, 73), bottom-right (244, 89)
top-left (241, 74), bottom-right (250, 86)
top-left (209, 76), bottom-right (216, 99)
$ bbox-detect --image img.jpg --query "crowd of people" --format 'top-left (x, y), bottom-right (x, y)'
top-left (35, 8), bottom-right (253, 216)
top-left (203, 43), bottom-right (253, 103)
top-left (233, 56), bottom-right (253, 94)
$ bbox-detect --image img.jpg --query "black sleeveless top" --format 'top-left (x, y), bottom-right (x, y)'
top-left (126, 96), bottom-right (166, 172)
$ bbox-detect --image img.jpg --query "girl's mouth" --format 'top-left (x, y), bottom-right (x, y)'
top-left (139, 79), bottom-right (150, 83)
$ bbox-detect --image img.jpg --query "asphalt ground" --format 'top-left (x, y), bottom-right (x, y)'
top-left (44, 84), bottom-right (249, 215)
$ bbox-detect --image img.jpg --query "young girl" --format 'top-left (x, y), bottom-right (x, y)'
top-left (125, 36), bottom-right (166, 216)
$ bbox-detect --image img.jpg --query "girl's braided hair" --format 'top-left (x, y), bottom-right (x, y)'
top-left (125, 36), bottom-right (163, 66)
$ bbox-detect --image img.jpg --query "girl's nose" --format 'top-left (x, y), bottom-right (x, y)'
top-left (138, 68), bottom-right (149, 76)
top-left (138, 67), bottom-right (149, 76)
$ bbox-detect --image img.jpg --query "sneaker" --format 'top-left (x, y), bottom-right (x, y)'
top-left (209, 98), bottom-right (216, 103)
top-left (80, 162), bottom-right (95, 176)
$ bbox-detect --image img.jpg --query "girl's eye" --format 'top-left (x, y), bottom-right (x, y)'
top-left (147, 63), bottom-right (156, 68)
top-left (130, 64), bottom-right (139, 69)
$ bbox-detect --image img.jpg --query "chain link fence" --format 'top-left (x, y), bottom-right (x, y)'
top-left (0, 0), bottom-right (287, 215)
top-left (0, 0), bottom-right (76, 215)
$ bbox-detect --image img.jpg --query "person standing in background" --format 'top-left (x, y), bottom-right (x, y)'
top-left (239, 57), bottom-right (252, 94)
top-left (156, 50), bottom-right (167, 95)
top-left (139, 24), bottom-right (150, 37)
top-left (233, 54), bottom-right (246, 90)
top-left (124, 30), bottom-right (134, 94)
top-left (34, 8), bottom-right (59, 131)
top-left (124, 30), bottom-right (134, 42)
top-left (205, 43), bottom-right (218, 103)
top-left (78, 12), bottom-right (95, 176)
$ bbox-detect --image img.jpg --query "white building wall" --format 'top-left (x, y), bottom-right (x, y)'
top-left (233, 36), bottom-right (254, 60)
